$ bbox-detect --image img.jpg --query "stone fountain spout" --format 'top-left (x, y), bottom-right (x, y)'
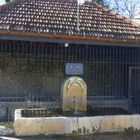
top-left (61, 76), bottom-right (87, 112)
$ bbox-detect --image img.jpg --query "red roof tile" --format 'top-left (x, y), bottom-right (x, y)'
top-left (0, 0), bottom-right (140, 41)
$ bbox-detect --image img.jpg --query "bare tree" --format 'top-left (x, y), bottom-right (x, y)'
top-left (91, 0), bottom-right (140, 19)
top-left (109, 0), bottom-right (140, 19)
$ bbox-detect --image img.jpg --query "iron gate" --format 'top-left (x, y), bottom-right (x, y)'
top-left (0, 40), bottom-right (139, 121)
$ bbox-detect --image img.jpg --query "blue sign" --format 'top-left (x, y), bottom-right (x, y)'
top-left (65, 63), bottom-right (84, 75)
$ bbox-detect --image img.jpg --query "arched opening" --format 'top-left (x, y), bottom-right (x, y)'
top-left (61, 76), bottom-right (87, 112)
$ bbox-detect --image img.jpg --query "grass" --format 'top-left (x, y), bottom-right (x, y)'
top-left (124, 127), bottom-right (140, 136)
top-left (0, 121), bottom-right (14, 128)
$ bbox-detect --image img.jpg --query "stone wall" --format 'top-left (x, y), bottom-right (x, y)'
top-left (14, 109), bottom-right (140, 136)
top-left (0, 59), bottom-right (62, 97)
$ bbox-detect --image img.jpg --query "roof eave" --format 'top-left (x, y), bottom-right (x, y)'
top-left (0, 30), bottom-right (139, 47)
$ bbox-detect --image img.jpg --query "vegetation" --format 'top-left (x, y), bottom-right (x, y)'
top-left (5, 0), bottom-right (11, 3)
top-left (83, 127), bottom-right (86, 133)
top-left (0, 122), bottom-right (14, 128)
top-left (72, 130), bottom-right (79, 135)
top-left (92, 0), bottom-right (105, 6)
top-left (124, 127), bottom-right (140, 136)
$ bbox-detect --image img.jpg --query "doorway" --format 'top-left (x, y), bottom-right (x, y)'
top-left (129, 67), bottom-right (140, 113)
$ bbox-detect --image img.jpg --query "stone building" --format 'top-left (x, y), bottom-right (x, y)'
top-left (0, 0), bottom-right (140, 121)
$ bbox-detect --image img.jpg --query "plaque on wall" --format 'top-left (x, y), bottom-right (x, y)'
top-left (65, 63), bottom-right (84, 75)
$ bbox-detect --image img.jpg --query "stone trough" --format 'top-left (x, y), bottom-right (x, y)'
top-left (14, 109), bottom-right (140, 136)
top-left (14, 76), bottom-right (140, 136)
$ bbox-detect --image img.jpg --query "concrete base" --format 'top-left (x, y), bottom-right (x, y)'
top-left (0, 126), bottom-right (14, 136)
top-left (0, 137), bottom-right (21, 140)
top-left (14, 109), bottom-right (140, 136)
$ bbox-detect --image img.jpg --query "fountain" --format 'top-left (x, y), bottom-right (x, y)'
top-left (14, 76), bottom-right (140, 136)
top-left (61, 76), bottom-right (87, 112)
top-left (73, 96), bottom-right (85, 117)
top-left (73, 96), bottom-right (78, 115)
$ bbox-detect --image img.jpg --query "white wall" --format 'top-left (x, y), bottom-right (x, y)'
top-left (14, 109), bottom-right (140, 136)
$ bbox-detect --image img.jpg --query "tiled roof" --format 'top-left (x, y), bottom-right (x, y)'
top-left (0, 0), bottom-right (140, 42)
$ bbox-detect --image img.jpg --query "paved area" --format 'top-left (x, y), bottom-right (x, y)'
top-left (1, 134), bottom-right (140, 140)
top-left (0, 137), bottom-right (21, 140)
top-left (19, 135), bottom-right (140, 140)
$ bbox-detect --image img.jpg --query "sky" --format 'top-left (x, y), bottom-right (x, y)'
top-left (0, 0), bottom-right (86, 5)
top-left (0, 0), bottom-right (139, 19)
top-left (0, 0), bottom-right (4, 5)
top-left (0, 0), bottom-right (87, 5)
top-left (0, 0), bottom-right (5, 5)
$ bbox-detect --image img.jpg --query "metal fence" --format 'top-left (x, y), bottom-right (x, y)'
top-left (0, 40), bottom-right (140, 121)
